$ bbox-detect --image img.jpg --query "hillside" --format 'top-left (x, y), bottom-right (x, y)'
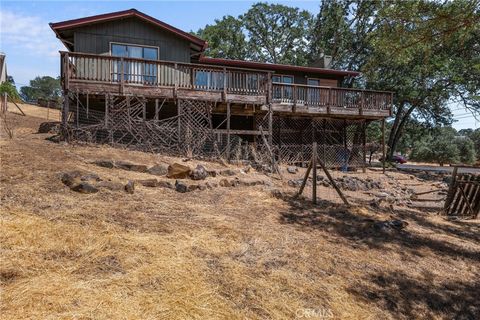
top-left (0, 106), bottom-right (479, 319)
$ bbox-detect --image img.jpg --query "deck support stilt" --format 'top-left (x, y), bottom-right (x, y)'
top-left (226, 102), bottom-right (231, 160)
top-left (382, 118), bottom-right (386, 174)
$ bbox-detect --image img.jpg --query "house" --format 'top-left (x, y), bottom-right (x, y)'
top-left (50, 9), bottom-right (392, 167)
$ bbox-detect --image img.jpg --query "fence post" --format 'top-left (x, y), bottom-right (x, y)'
top-left (226, 102), bottom-right (231, 160)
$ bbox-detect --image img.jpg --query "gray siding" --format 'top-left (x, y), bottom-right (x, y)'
top-left (73, 17), bottom-right (191, 62)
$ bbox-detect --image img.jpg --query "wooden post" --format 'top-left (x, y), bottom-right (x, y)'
top-left (104, 94), bottom-right (109, 127)
top-left (268, 104), bottom-right (273, 146)
top-left (363, 121), bottom-right (367, 172)
top-left (76, 91), bottom-right (79, 127)
top-left (382, 118), bottom-right (386, 174)
top-left (223, 67), bottom-right (227, 101)
top-left (120, 57), bottom-right (125, 94)
top-left (155, 98), bottom-right (159, 120)
top-left (226, 102), bottom-right (231, 160)
top-left (297, 158), bottom-right (313, 197)
top-left (312, 142), bottom-right (318, 204)
top-left (444, 166), bottom-right (459, 214)
top-left (62, 91), bottom-right (69, 128)
top-left (86, 93), bottom-right (89, 118)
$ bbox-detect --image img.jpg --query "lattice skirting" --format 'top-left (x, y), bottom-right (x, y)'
top-left (65, 93), bottom-right (368, 168)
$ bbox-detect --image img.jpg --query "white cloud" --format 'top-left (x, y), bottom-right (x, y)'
top-left (0, 10), bottom-right (64, 57)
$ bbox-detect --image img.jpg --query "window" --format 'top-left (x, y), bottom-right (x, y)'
top-left (111, 43), bottom-right (159, 83)
top-left (272, 75), bottom-right (294, 100)
top-left (307, 78), bottom-right (320, 86)
top-left (307, 79), bottom-right (321, 104)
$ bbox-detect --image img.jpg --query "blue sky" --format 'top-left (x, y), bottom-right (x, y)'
top-left (0, 0), bottom-right (477, 129)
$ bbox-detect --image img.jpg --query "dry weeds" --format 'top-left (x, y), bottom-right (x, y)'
top-left (0, 110), bottom-right (479, 319)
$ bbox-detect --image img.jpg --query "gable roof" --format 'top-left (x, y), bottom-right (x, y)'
top-left (199, 57), bottom-right (360, 77)
top-left (50, 9), bottom-right (206, 51)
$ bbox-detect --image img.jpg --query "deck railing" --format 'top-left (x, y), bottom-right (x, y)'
top-left (272, 82), bottom-right (392, 111)
top-left (61, 51), bottom-right (269, 96)
top-left (60, 52), bottom-right (392, 113)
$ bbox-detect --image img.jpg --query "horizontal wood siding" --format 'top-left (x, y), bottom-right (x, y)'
top-left (73, 17), bottom-right (191, 62)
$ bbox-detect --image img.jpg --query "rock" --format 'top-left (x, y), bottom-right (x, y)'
top-left (124, 181), bottom-right (135, 194)
top-left (287, 166), bottom-right (298, 174)
top-left (81, 173), bottom-right (101, 182)
top-left (175, 180), bottom-right (188, 193)
top-left (38, 122), bottom-right (60, 134)
top-left (157, 180), bottom-right (175, 189)
top-left (190, 165), bottom-right (208, 180)
top-left (93, 160), bottom-right (115, 169)
top-left (147, 164), bottom-right (168, 176)
top-left (71, 182), bottom-right (98, 194)
top-left (61, 171), bottom-right (83, 187)
top-left (288, 179), bottom-right (305, 188)
top-left (167, 163), bottom-right (191, 179)
top-left (205, 181), bottom-right (218, 189)
top-left (115, 161), bottom-right (148, 173)
top-left (373, 219), bottom-right (408, 232)
top-left (96, 181), bottom-right (124, 191)
top-left (137, 179), bottom-right (158, 187)
top-left (219, 169), bottom-right (237, 176)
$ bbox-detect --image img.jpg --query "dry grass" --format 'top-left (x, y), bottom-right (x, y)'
top-left (1, 111), bottom-right (479, 319)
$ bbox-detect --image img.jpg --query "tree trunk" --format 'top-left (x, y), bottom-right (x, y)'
top-left (388, 104), bottom-right (416, 158)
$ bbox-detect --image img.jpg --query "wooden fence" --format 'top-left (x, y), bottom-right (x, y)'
top-left (443, 166), bottom-right (480, 218)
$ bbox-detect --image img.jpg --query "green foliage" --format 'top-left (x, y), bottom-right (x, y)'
top-left (20, 76), bottom-right (61, 103)
top-left (196, 16), bottom-right (248, 60)
top-left (455, 137), bottom-right (477, 164)
top-left (0, 82), bottom-right (21, 102)
top-left (195, 2), bottom-right (313, 65)
top-left (242, 3), bottom-right (313, 65)
top-left (458, 128), bottom-right (480, 160)
top-left (411, 129), bottom-right (460, 166)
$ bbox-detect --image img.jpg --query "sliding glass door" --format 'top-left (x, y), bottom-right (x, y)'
top-left (111, 43), bottom-right (158, 84)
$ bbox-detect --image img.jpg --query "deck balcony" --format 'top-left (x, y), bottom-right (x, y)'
top-left (60, 51), bottom-right (392, 118)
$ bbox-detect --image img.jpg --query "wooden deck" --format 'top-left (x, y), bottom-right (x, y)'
top-left (61, 51), bottom-right (392, 117)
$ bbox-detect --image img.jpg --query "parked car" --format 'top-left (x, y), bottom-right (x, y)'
top-left (391, 155), bottom-right (407, 164)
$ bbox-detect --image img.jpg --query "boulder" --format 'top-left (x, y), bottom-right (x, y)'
top-left (96, 181), bottom-right (124, 191)
top-left (167, 163), bottom-right (191, 179)
top-left (190, 165), bottom-right (208, 180)
top-left (147, 164), bottom-right (168, 176)
top-left (71, 182), bottom-right (98, 194)
top-left (115, 161), bottom-right (148, 173)
top-left (93, 160), bottom-right (115, 169)
top-left (124, 181), bottom-right (135, 194)
top-left (175, 180), bottom-right (188, 193)
top-left (61, 171), bottom-right (83, 187)
top-left (287, 166), bottom-right (298, 174)
top-left (137, 179), bottom-right (158, 187)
